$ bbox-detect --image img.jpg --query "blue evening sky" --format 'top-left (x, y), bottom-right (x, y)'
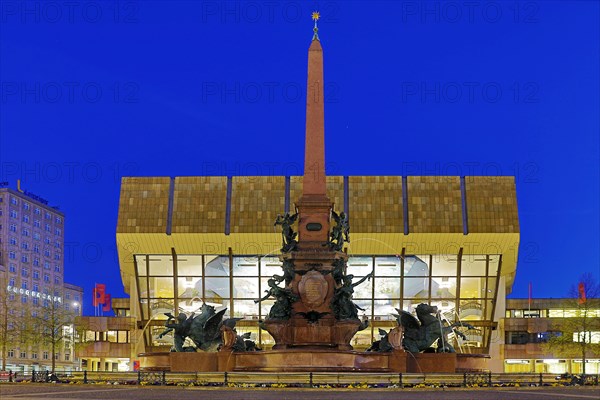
top-left (1, 1), bottom-right (598, 315)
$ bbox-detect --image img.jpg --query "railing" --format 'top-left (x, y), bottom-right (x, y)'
top-left (3, 371), bottom-right (598, 387)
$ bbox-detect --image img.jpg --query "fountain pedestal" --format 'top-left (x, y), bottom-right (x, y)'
top-left (263, 318), bottom-right (361, 350)
top-left (261, 249), bottom-right (365, 350)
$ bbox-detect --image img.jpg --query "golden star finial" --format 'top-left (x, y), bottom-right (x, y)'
top-left (312, 11), bottom-right (320, 41)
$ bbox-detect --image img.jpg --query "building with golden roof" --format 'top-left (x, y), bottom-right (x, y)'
top-left (115, 174), bottom-right (519, 368)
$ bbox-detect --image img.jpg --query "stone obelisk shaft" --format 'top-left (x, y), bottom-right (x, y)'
top-left (303, 39), bottom-right (326, 197)
top-left (297, 37), bottom-right (331, 246)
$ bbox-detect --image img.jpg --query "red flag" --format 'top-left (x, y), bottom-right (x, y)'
top-left (528, 282), bottom-right (532, 310)
top-left (102, 293), bottom-right (111, 312)
top-left (578, 282), bottom-right (586, 304)
top-left (93, 283), bottom-right (106, 306)
top-left (92, 288), bottom-right (101, 306)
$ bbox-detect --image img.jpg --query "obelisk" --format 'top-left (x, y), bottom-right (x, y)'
top-left (296, 12), bottom-right (332, 248)
top-left (262, 13), bottom-right (365, 351)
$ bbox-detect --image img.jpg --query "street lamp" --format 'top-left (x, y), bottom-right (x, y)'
top-left (71, 302), bottom-right (79, 371)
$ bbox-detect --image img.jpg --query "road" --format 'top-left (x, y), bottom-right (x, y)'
top-left (0, 384), bottom-right (599, 400)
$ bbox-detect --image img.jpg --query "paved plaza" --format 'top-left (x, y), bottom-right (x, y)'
top-left (0, 384), bottom-right (599, 400)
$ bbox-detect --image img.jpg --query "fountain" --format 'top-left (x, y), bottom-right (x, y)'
top-left (139, 12), bottom-right (490, 373)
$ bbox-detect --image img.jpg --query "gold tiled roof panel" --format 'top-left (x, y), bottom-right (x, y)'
top-left (466, 176), bottom-right (519, 233)
top-left (349, 176), bottom-right (403, 233)
top-left (172, 176), bottom-right (227, 233)
top-left (231, 176), bottom-right (285, 233)
top-left (117, 177), bottom-right (171, 233)
top-left (407, 176), bottom-right (463, 233)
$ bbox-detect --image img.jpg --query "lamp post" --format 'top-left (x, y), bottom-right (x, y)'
top-left (71, 302), bottom-right (79, 371)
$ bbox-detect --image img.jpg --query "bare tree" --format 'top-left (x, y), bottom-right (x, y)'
top-left (0, 274), bottom-right (35, 371)
top-left (0, 273), bottom-right (16, 371)
top-left (32, 287), bottom-right (75, 373)
top-left (542, 273), bottom-right (600, 375)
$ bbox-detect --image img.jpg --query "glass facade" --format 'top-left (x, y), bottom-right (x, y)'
top-left (134, 253), bottom-right (500, 352)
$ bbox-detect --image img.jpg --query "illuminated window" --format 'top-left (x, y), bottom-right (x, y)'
top-left (573, 332), bottom-right (600, 344)
top-left (550, 309), bottom-right (600, 318)
top-left (132, 252), bottom-right (501, 351)
top-left (524, 310), bottom-right (540, 318)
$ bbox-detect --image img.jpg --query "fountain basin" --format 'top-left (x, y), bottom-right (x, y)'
top-left (138, 350), bottom-right (489, 373)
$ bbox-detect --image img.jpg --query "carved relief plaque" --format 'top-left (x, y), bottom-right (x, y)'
top-left (298, 270), bottom-right (328, 308)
